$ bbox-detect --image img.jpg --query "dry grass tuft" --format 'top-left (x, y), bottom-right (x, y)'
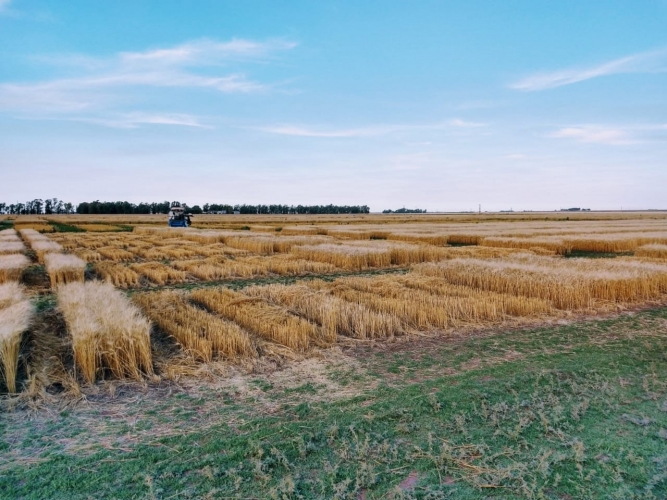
top-left (57, 282), bottom-right (153, 383)
top-left (0, 254), bottom-right (31, 283)
top-left (134, 291), bottom-right (256, 361)
top-left (43, 253), bottom-right (86, 287)
top-left (0, 283), bottom-right (33, 392)
top-left (191, 287), bottom-right (322, 350)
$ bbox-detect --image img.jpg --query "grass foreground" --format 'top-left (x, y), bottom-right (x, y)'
top-left (1, 307), bottom-right (667, 499)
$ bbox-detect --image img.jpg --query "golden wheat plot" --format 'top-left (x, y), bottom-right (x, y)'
top-left (57, 282), bottom-right (153, 383)
top-left (307, 273), bottom-right (553, 328)
top-left (0, 242), bottom-right (24, 254)
top-left (387, 233), bottom-right (449, 246)
top-left (396, 274), bottom-right (554, 318)
top-left (0, 229), bottom-right (18, 239)
top-left (31, 240), bottom-right (64, 263)
top-left (14, 223), bottom-right (54, 233)
top-left (20, 229), bottom-right (61, 262)
top-left (634, 244), bottom-right (667, 259)
top-left (309, 276), bottom-right (462, 330)
top-left (43, 253), bottom-right (86, 287)
top-left (97, 246), bottom-right (135, 262)
top-left (75, 224), bottom-right (123, 232)
top-left (245, 283), bottom-right (400, 340)
top-left (0, 230), bottom-right (25, 254)
top-left (0, 254), bottom-right (31, 283)
top-left (74, 249), bottom-right (102, 262)
top-left (480, 236), bottom-right (570, 255)
top-left (130, 262), bottom-right (187, 285)
top-left (158, 245), bottom-right (201, 260)
top-left (190, 287), bottom-right (321, 350)
top-left (414, 254), bottom-right (667, 310)
top-left (564, 232), bottom-right (667, 253)
top-left (281, 226), bottom-right (329, 236)
top-left (134, 291), bottom-right (256, 361)
top-left (95, 262), bottom-right (140, 288)
top-left (292, 243), bottom-right (396, 270)
top-left (170, 255), bottom-right (338, 282)
top-left (0, 283), bottom-right (33, 393)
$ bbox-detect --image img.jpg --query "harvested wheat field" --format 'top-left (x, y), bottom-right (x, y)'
top-left (3, 211), bottom-right (667, 392)
top-left (3, 212), bottom-right (667, 499)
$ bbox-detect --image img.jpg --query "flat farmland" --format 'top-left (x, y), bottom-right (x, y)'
top-left (1, 212), bottom-right (667, 499)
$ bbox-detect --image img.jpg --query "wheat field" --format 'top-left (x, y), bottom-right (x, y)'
top-left (2, 211), bottom-right (667, 392)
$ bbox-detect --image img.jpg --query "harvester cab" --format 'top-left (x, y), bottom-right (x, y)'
top-left (167, 202), bottom-right (192, 228)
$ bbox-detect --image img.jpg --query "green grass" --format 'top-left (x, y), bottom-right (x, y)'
top-left (0, 220), bottom-right (14, 230)
top-left (48, 220), bottom-right (85, 232)
top-left (2, 308), bottom-right (667, 499)
top-left (565, 250), bottom-right (635, 259)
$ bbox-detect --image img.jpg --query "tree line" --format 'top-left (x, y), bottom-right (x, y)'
top-left (0, 199), bottom-right (370, 215)
top-left (0, 199), bottom-right (75, 215)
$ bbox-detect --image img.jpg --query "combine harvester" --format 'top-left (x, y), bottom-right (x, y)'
top-left (167, 202), bottom-right (193, 228)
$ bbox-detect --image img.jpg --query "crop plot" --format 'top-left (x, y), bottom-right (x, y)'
top-left (2, 212), bottom-right (667, 395)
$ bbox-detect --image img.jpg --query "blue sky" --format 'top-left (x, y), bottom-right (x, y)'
top-left (1, 0), bottom-right (666, 211)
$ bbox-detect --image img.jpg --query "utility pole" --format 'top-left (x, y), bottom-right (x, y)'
top-left (479, 204), bottom-right (481, 214)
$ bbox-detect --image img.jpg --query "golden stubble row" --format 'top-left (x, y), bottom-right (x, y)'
top-left (133, 291), bottom-right (255, 362)
top-left (305, 274), bottom-right (552, 331)
top-left (57, 282), bottom-right (153, 384)
top-left (244, 283), bottom-right (401, 340)
top-left (43, 253), bottom-right (86, 288)
top-left (190, 287), bottom-right (323, 351)
top-left (0, 283), bottom-right (33, 392)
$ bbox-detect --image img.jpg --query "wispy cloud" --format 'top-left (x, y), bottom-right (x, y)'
top-left (253, 119), bottom-right (486, 138)
top-left (0, 0), bottom-right (11, 12)
top-left (0, 38), bottom-right (296, 114)
top-left (64, 112), bottom-right (210, 129)
top-left (448, 118), bottom-right (485, 128)
top-left (551, 126), bottom-right (634, 145)
top-left (119, 38), bottom-right (296, 67)
top-left (552, 123), bottom-right (667, 145)
top-left (511, 48), bottom-right (667, 91)
top-left (253, 124), bottom-right (403, 138)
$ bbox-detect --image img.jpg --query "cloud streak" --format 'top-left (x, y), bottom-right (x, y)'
top-left (550, 124), bottom-right (667, 145)
top-left (252, 119), bottom-right (487, 138)
top-left (0, 38), bottom-right (296, 114)
top-left (65, 113), bottom-right (210, 129)
top-left (551, 126), bottom-right (633, 145)
top-left (511, 48), bottom-right (667, 91)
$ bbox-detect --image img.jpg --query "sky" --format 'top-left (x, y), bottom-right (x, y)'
top-left (1, 0), bottom-right (666, 212)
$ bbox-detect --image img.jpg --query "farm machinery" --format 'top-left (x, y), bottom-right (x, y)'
top-left (167, 202), bottom-right (193, 228)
